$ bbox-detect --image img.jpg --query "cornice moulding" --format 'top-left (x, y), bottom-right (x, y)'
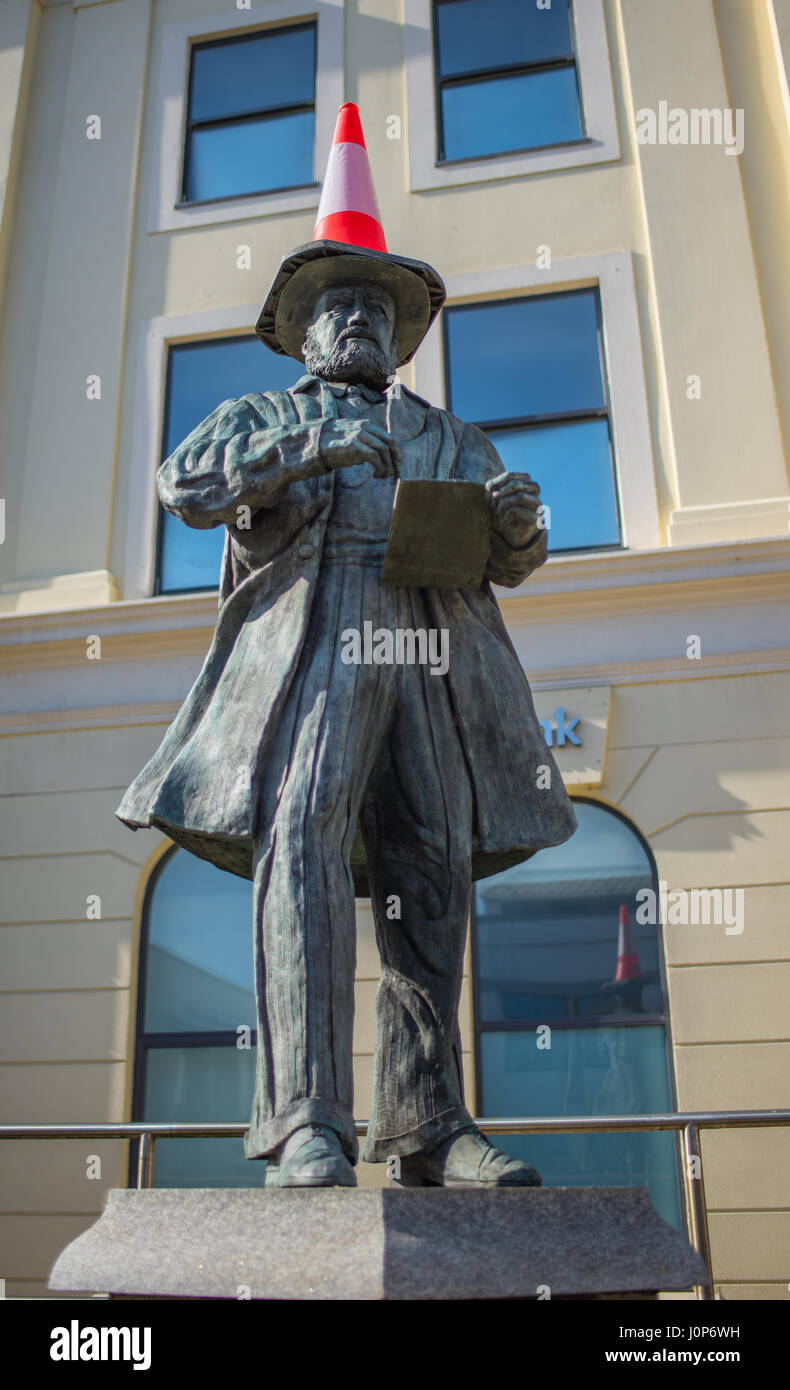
top-left (2, 646), bottom-right (788, 737)
top-left (1, 539), bottom-right (788, 671)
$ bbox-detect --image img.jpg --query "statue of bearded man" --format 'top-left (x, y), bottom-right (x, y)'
top-left (118, 130), bottom-right (576, 1189)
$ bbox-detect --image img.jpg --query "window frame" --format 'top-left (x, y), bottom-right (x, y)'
top-left (442, 285), bottom-right (623, 555)
top-left (412, 252), bottom-right (661, 556)
top-left (470, 795), bottom-right (684, 1227)
top-left (129, 846), bottom-right (258, 1186)
top-left (153, 332), bottom-right (270, 598)
top-left (404, 0), bottom-right (619, 192)
top-left (123, 303), bottom-right (262, 602)
top-left (432, 0), bottom-right (585, 166)
top-left (148, 1), bottom-right (343, 233)
top-left (180, 22), bottom-right (318, 208)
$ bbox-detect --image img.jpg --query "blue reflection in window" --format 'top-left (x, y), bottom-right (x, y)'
top-left (445, 290), bottom-right (621, 553)
top-left (436, 0), bottom-right (573, 77)
top-left (136, 851), bottom-right (263, 1188)
top-left (184, 24), bottom-right (316, 203)
top-left (446, 290), bottom-right (606, 423)
top-left (479, 1029), bottom-right (681, 1229)
top-left (474, 803), bottom-right (681, 1229)
top-left (491, 421), bottom-right (620, 551)
top-left (186, 110), bottom-right (315, 203)
top-left (142, 1048), bottom-right (264, 1189)
top-left (434, 0), bottom-right (582, 161)
top-left (189, 27), bottom-right (316, 123)
top-left (441, 68), bottom-right (581, 162)
top-left (157, 337), bottom-right (298, 594)
top-left (144, 852), bottom-right (254, 1034)
top-left (475, 802), bottom-right (659, 1023)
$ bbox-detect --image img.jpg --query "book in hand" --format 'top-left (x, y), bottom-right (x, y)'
top-left (382, 479), bottom-right (491, 589)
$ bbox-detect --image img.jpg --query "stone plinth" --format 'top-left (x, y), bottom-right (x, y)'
top-left (49, 1186), bottom-right (707, 1300)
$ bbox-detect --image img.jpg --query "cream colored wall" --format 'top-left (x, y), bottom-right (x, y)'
top-left (0, 721), bottom-right (167, 1296)
top-left (713, 0), bottom-right (790, 468)
top-left (601, 670), bottom-right (790, 1299)
top-left (0, 0), bottom-right (152, 609)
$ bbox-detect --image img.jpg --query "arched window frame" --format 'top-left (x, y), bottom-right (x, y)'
top-left (128, 846), bottom-right (257, 1186)
top-left (470, 795), bottom-right (684, 1227)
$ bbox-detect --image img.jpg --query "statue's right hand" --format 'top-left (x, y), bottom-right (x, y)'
top-left (319, 419), bottom-right (401, 479)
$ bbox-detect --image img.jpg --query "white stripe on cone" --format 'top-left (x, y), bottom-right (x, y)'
top-left (315, 141), bottom-right (383, 226)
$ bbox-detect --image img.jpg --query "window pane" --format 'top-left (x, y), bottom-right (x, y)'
top-left (185, 108), bottom-right (314, 202)
top-left (436, 0), bottom-right (573, 78)
top-left (144, 852), bottom-right (254, 1033)
top-left (476, 802), bottom-right (660, 1023)
top-left (158, 337), bottom-right (297, 594)
top-left (490, 420), bottom-right (620, 551)
top-left (479, 1028), bottom-right (681, 1228)
top-left (189, 26), bottom-right (316, 124)
top-left (445, 291), bottom-right (606, 424)
top-left (441, 67), bottom-right (581, 161)
top-left (142, 1046), bottom-right (267, 1187)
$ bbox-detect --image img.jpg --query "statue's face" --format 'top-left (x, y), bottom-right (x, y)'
top-left (302, 283), bottom-right (398, 390)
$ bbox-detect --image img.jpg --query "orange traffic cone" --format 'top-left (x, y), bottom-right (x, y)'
top-left (256, 102), bottom-right (445, 366)
top-left (313, 103), bottom-right (387, 251)
top-left (612, 905), bottom-right (642, 983)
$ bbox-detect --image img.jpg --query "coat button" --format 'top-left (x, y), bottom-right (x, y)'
top-left (297, 542), bottom-right (315, 560)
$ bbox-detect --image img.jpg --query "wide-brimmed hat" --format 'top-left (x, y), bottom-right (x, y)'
top-left (255, 104), bottom-right (445, 367)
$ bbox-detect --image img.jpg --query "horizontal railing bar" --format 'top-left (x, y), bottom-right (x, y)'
top-left (0, 1110), bottom-right (788, 1140)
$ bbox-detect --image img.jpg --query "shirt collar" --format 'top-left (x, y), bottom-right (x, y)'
top-left (290, 373), bottom-right (389, 403)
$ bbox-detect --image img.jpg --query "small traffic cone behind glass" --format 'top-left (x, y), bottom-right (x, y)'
top-left (313, 102), bottom-right (387, 251)
top-left (612, 904), bottom-right (642, 983)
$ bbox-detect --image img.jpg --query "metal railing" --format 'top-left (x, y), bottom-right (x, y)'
top-left (3, 1108), bottom-right (789, 1301)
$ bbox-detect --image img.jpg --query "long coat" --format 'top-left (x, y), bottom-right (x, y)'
top-left (116, 374), bottom-right (577, 892)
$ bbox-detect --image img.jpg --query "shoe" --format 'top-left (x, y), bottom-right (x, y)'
top-left (265, 1123), bottom-right (356, 1188)
top-left (391, 1126), bottom-right (542, 1188)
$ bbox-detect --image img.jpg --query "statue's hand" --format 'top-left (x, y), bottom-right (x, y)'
top-left (485, 472), bottom-right (543, 548)
top-left (319, 419), bottom-right (401, 479)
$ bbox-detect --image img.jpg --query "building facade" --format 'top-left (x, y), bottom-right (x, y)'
top-left (1, 0), bottom-right (789, 1298)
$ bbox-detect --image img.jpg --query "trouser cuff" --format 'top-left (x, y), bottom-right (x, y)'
top-left (361, 1105), bottom-right (474, 1162)
top-left (244, 1099), bottom-right (358, 1164)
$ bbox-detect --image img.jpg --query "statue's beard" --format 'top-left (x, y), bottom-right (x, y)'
top-left (302, 325), bottom-right (398, 392)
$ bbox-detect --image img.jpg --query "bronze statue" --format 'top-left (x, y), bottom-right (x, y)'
top-left (118, 106), bottom-right (576, 1188)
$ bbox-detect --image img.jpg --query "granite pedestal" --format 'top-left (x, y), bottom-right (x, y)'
top-left (49, 1186), bottom-right (707, 1300)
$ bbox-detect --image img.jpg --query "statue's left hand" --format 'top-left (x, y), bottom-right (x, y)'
top-left (485, 472), bottom-right (543, 548)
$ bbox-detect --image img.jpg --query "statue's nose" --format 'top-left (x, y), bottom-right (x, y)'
top-left (348, 298), bottom-right (371, 325)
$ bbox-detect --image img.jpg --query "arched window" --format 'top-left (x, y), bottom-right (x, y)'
top-left (473, 798), bottom-right (682, 1228)
top-left (132, 849), bottom-right (261, 1186)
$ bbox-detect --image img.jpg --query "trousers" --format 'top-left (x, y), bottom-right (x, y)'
top-left (243, 561), bottom-right (477, 1164)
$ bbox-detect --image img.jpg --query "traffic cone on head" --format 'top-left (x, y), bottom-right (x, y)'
top-left (313, 102), bottom-right (387, 252)
top-left (612, 905), bottom-right (642, 983)
top-left (256, 101), bottom-right (445, 367)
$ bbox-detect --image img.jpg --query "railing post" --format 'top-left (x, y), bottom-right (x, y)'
top-left (136, 1132), bottom-right (156, 1190)
top-left (682, 1121), bottom-right (714, 1300)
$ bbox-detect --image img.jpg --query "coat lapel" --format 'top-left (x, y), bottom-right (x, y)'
top-left (386, 382), bottom-right (453, 481)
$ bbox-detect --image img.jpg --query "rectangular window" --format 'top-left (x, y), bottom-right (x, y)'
top-left (444, 288), bottom-right (621, 553)
top-left (182, 23), bottom-right (317, 204)
top-left (434, 0), bottom-right (583, 162)
top-left (156, 336), bottom-right (298, 594)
